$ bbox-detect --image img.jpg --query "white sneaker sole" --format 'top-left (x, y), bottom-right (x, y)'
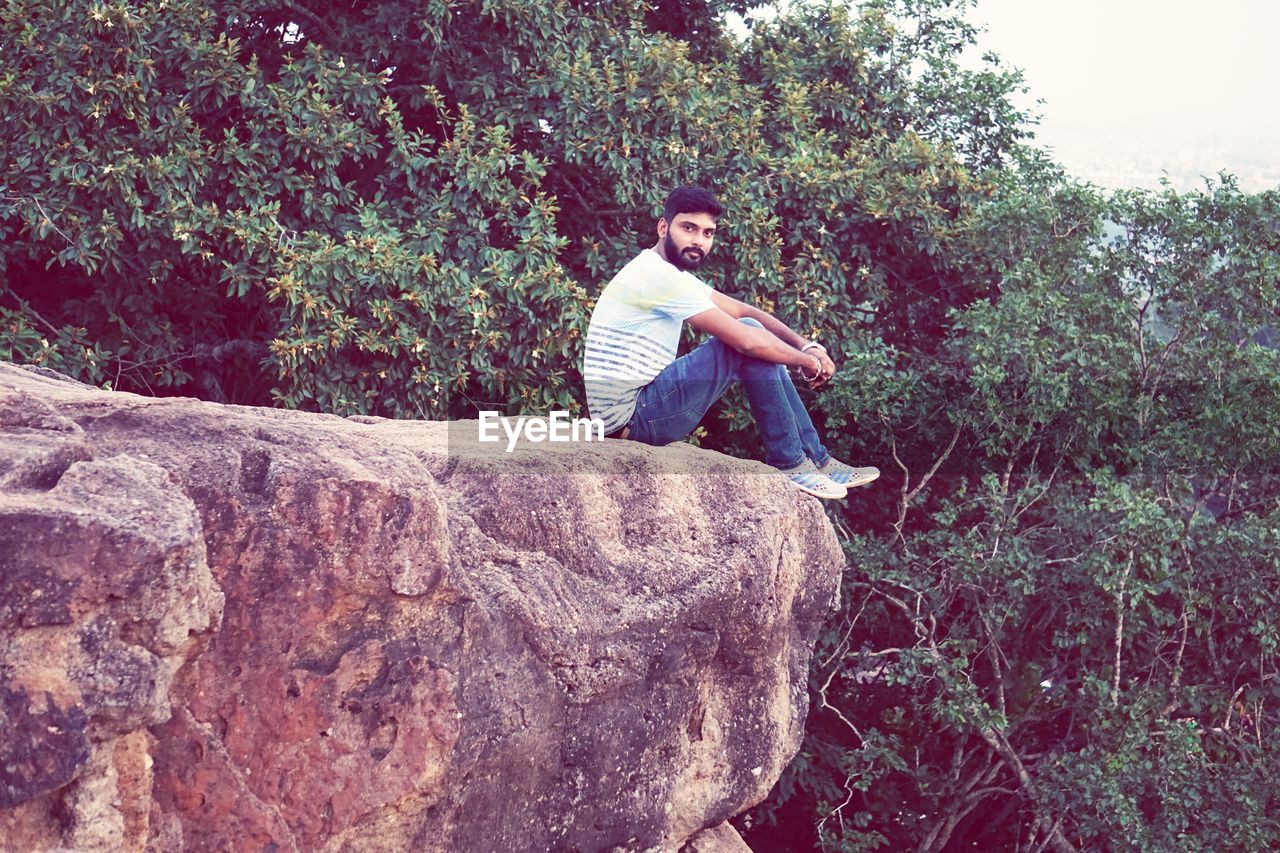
top-left (788, 480), bottom-right (848, 500)
top-left (845, 469), bottom-right (880, 488)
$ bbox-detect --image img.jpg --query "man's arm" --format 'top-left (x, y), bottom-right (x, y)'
top-left (701, 290), bottom-right (836, 387)
top-left (686, 305), bottom-right (820, 372)
top-left (708, 290), bottom-right (812, 350)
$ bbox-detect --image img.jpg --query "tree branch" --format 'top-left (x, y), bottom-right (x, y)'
top-left (1112, 548), bottom-right (1135, 708)
top-left (892, 420), bottom-right (963, 540)
top-left (0, 289), bottom-right (62, 337)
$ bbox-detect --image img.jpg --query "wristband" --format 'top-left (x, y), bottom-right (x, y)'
top-left (801, 342), bottom-right (825, 354)
top-left (799, 355), bottom-right (821, 381)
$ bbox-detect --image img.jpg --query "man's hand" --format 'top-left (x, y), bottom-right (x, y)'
top-left (800, 346), bottom-right (837, 389)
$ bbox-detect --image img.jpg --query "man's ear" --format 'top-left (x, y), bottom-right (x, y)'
top-left (656, 217), bottom-right (668, 239)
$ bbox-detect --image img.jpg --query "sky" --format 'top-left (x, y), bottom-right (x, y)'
top-left (731, 1), bottom-right (1280, 192)
top-left (966, 0), bottom-right (1280, 191)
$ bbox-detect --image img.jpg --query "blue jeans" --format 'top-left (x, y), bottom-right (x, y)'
top-left (625, 318), bottom-right (832, 469)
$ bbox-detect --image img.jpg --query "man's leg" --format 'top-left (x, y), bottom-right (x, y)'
top-left (771, 345), bottom-right (879, 487)
top-left (751, 351), bottom-right (879, 488)
top-left (625, 328), bottom-right (748, 451)
top-left (629, 318), bottom-right (812, 469)
top-left (778, 365), bottom-right (832, 467)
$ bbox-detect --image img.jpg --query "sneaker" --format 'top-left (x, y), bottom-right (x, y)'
top-left (780, 458), bottom-right (848, 500)
top-left (818, 457), bottom-right (880, 488)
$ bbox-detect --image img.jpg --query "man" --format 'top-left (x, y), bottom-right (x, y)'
top-left (583, 185), bottom-right (878, 499)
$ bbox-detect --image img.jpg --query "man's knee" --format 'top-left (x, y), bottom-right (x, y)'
top-left (732, 315), bottom-right (778, 371)
top-left (709, 317), bottom-right (762, 358)
top-left (736, 317), bottom-right (779, 372)
top-left (721, 317), bottom-right (779, 378)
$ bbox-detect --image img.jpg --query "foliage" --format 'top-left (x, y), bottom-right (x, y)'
top-left (2, 0), bottom-right (1023, 415)
top-left (5, 0), bottom-right (1280, 850)
top-left (745, 165), bottom-right (1280, 850)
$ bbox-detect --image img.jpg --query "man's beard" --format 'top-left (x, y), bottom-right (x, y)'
top-left (664, 233), bottom-right (705, 271)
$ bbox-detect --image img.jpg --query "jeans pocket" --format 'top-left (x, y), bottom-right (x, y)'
top-left (644, 408), bottom-right (699, 446)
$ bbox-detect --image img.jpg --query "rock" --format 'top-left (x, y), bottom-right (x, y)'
top-left (0, 362), bottom-right (843, 851)
top-left (680, 821), bottom-right (753, 852)
top-left (0, 396), bottom-right (223, 850)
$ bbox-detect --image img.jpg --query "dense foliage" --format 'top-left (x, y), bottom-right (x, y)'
top-left (753, 168), bottom-right (1280, 852)
top-left (4, 0), bottom-right (1278, 849)
top-left (2, 0), bottom-right (1021, 412)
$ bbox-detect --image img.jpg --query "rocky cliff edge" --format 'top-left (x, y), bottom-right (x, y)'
top-left (0, 362), bottom-right (843, 852)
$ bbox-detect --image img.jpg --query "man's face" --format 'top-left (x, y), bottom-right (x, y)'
top-left (660, 212), bottom-right (718, 271)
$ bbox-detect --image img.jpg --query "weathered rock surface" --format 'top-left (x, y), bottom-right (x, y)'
top-left (0, 362), bottom-right (843, 851)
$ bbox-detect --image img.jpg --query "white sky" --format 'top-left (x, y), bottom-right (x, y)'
top-left (968, 0), bottom-right (1280, 190)
top-left (732, 1), bottom-right (1280, 191)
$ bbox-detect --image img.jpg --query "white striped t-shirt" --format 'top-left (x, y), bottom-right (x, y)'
top-left (584, 249), bottom-right (717, 433)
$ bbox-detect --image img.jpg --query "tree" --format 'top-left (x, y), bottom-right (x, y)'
top-left (2, 0), bottom-right (1020, 417)
top-left (7, 1), bottom-right (1277, 849)
top-left (746, 159), bottom-right (1280, 850)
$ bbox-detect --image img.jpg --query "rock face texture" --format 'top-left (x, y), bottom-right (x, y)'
top-left (0, 362), bottom-right (843, 852)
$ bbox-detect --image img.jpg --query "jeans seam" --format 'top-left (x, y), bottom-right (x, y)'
top-left (649, 405), bottom-right (702, 428)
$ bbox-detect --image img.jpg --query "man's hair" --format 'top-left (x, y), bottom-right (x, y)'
top-left (662, 185), bottom-right (723, 223)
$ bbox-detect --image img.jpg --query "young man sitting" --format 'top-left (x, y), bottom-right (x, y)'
top-left (583, 185), bottom-right (878, 499)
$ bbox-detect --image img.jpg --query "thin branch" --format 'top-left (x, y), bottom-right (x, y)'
top-left (981, 613), bottom-right (1007, 719)
top-left (1029, 815), bottom-right (1067, 853)
top-left (1112, 548), bottom-right (1136, 708)
top-left (890, 428), bottom-right (910, 543)
top-left (1, 194), bottom-right (76, 247)
top-left (906, 421), bottom-right (963, 505)
top-left (959, 750), bottom-right (1001, 798)
top-left (892, 421), bottom-right (962, 540)
top-left (0, 290), bottom-right (62, 337)
top-left (1161, 605), bottom-right (1190, 717)
top-left (965, 785), bottom-right (1017, 804)
top-left (1222, 684), bottom-right (1247, 730)
top-left (1010, 451), bottom-right (1066, 525)
top-left (818, 592), bottom-right (872, 668)
top-left (990, 448), bottom-right (1021, 559)
top-left (817, 775), bottom-right (859, 842)
top-left (817, 666), bottom-right (864, 747)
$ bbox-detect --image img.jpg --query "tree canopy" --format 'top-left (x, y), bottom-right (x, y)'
top-left (3, 0), bottom-right (1279, 849)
